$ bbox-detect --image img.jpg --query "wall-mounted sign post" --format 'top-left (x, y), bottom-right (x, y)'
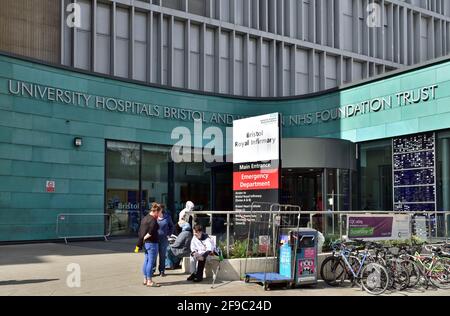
top-left (233, 113), bottom-right (281, 217)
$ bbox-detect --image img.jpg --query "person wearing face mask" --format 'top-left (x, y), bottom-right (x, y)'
top-left (152, 204), bottom-right (174, 277)
top-left (179, 201), bottom-right (194, 222)
top-left (187, 224), bottom-right (214, 283)
top-left (176, 201), bottom-right (195, 234)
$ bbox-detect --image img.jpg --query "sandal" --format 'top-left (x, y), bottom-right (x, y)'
top-left (146, 282), bottom-right (161, 288)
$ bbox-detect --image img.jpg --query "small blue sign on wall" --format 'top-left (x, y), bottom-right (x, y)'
top-left (279, 243), bottom-right (292, 278)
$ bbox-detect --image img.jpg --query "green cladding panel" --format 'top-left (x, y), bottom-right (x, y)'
top-left (1, 53), bottom-right (450, 241)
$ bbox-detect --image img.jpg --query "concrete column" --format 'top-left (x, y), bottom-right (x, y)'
top-left (443, 138), bottom-right (450, 212)
top-left (92, 0), bottom-right (97, 72)
top-left (185, 20), bottom-right (190, 89)
top-left (256, 37), bottom-right (262, 97)
top-left (269, 39), bottom-right (276, 96)
top-left (214, 27), bottom-right (220, 93)
top-left (298, 0), bottom-right (304, 40)
top-left (243, 33), bottom-right (249, 96)
top-left (309, 0), bottom-right (316, 43)
top-left (290, 44), bottom-right (296, 95)
top-left (168, 15), bottom-right (174, 86)
top-left (130, 5), bottom-right (134, 79)
top-left (147, 11), bottom-right (153, 83)
top-left (353, 0), bottom-right (360, 54)
top-left (230, 30), bottom-right (236, 95)
top-left (316, 0), bottom-right (324, 45)
top-left (308, 49), bottom-right (315, 93)
top-left (278, 42), bottom-right (284, 95)
top-left (199, 23), bottom-right (206, 91)
top-left (319, 51), bottom-right (325, 91)
top-left (111, 1), bottom-right (116, 76)
top-left (156, 13), bottom-right (164, 84)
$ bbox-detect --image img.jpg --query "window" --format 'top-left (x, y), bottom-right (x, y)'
top-left (188, 0), bottom-right (206, 16)
top-left (359, 139), bottom-right (393, 210)
top-left (438, 130), bottom-right (450, 211)
top-left (105, 141), bottom-right (217, 236)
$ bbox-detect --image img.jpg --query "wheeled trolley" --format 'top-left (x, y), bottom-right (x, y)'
top-left (243, 203), bottom-right (302, 291)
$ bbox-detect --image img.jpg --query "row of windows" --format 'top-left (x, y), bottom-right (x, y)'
top-left (139, 0), bottom-right (450, 63)
top-left (63, 0), bottom-right (398, 96)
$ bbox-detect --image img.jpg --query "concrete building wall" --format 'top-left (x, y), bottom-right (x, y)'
top-left (2, 51), bottom-right (450, 241)
top-left (0, 0), bottom-right (61, 64)
top-left (59, 0), bottom-right (450, 97)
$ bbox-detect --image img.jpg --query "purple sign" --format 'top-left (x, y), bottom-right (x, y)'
top-left (348, 217), bottom-right (394, 238)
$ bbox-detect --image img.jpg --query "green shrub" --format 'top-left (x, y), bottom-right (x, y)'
top-left (218, 239), bottom-right (270, 259)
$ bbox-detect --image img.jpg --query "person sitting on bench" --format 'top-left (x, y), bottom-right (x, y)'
top-left (187, 224), bottom-right (214, 283)
top-left (165, 221), bottom-right (193, 270)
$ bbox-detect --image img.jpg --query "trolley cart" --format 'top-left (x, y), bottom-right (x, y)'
top-left (243, 202), bottom-right (301, 291)
top-left (244, 272), bottom-right (293, 291)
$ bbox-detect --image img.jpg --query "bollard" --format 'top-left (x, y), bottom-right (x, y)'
top-left (226, 213), bottom-right (230, 258)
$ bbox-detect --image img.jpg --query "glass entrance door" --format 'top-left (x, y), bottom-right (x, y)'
top-left (282, 169), bottom-right (323, 211)
top-left (282, 169), bottom-right (324, 228)
top-left (282, 168), bottom-right (353, 234)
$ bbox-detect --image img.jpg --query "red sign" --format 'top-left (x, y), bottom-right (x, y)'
top-left (233, 169), bottom-right (279, 191)
top-left (46, 181), bottom-right (55, 193)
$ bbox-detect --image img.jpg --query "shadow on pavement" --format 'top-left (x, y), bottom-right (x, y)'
top-left (0, 279), bottom-right (59, 286)
top-left (0, 238), bottom-right (137, 266)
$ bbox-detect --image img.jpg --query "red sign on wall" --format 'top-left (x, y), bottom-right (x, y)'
top-left (233, 169), bottom-right (279, 191)
top-left (46, 181), bottom-right (55, 193)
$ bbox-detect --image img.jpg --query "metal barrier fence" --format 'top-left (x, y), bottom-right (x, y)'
top-left (55, 208), bottom-right (450, 251)
top-left (56, 211), bottom-right (142, 243)
top-left (187, 209), bottom-right (450, 257)
top-left (56, 213), bottom-right (111, 244)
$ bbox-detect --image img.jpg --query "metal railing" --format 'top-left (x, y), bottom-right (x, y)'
top-left (187, 209), bottom-right (450, 257)
top-left (56, 210), bottom-right (142, 243)
top-left (56, 213), bottom-right (112, 244)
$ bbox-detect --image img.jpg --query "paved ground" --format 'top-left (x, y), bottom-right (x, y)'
top-left (0, 238), bottom-right (449, 296)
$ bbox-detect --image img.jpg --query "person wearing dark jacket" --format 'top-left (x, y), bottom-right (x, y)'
top-left (152, 205), bottom-right (174, 277)
top-left (165, 221), bottom-right (193, 269)
top-left (136, 202), bottom-right (162, 288)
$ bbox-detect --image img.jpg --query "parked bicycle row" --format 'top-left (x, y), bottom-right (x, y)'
top-left (320, 239), bottom-right (450, 295)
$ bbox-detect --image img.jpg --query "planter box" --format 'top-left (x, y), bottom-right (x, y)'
top-left (182, 254), bottom-right (331, 282)
top-left (182, 257), bottom-right (277, 281)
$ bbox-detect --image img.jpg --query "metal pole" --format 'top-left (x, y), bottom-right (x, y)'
top-left (435, 209), bottom-right (438, 240)
top-left (428, 212), bottom-right (432, 243)
top-left (339, 214), bottom-right (343, 239)
top-left (226, 213), bottom-right (230, 258)
top-left (445, 212), bottom-right (449, 243)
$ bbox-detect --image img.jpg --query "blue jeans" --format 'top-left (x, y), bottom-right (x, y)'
top-left (165, 247), bottom-right (182, 269)
top-left (153, 237), bottom-right (169, 274)
top-left (142, 242), bottom-right (158, 279)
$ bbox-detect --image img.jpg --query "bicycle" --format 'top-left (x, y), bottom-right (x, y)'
top-left (321, 241), bottom-right (390, 295)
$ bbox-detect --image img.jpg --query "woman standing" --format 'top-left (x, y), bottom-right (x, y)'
top-left (152, 204), bottom-right (174, 277)
top-left (136, 202), bottom-right (162, 287)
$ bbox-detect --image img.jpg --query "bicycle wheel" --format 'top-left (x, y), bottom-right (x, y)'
top-left (321, 256), bottom-right (346, 287)
top-left (401, 259), bottom-right (422, 288)
top-left (360, 263), bottom-right (390, 295)
top-left (389, 259), bottom-right (410, 291)
top-left (427, 257), bottom-right (450, 289)
top-left (348, 256), bottom-right (362, 286)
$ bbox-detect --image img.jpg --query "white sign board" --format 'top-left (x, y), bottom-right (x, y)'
top-left (233, 113), bottom-right (280, 164)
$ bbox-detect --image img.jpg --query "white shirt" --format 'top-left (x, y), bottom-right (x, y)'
top-left (190, 235), bottom-right (213, 256)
